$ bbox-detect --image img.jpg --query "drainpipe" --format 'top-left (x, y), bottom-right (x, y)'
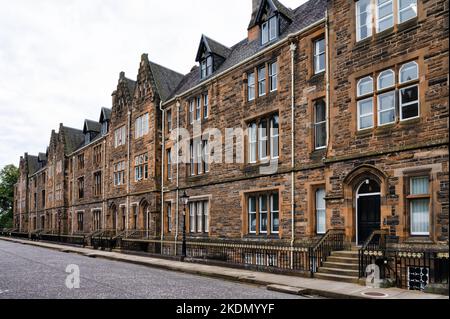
top-left (72, 156), bottom-right (75, 235)
top-left (160, 100), bottom-right (165, 244)
top-left (325, 9), bottom-right (331, 156)
top-left (102, 139), bottom-right (106, 230)
top-left (175, 100), bottom-right (181, 255)
top-left (126, 110), bottom-right (131, 231)
top-left (290, 41), bottom-right (297, 269)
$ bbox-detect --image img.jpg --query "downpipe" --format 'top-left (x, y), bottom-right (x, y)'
top-left (289, 41), bottom-right (297, 270)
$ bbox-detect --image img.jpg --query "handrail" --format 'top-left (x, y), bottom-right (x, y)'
top-left (312, 228), bottom-right (345, 252)
top-left (361, 229), bottom-right (388, 251)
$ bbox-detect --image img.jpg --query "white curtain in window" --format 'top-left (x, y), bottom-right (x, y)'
top-left (316, 188), bottom-right (326, 234)
top-left (411, 199), bottom-right (429, 235)
top-left (411, 177), bottom-right (429, 195)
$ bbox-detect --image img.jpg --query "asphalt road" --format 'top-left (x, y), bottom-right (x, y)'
top-left (0, 240), bottom-right (305, 299)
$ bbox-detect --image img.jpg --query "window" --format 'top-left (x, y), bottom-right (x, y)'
top-left (203, 93), bottom-right (209, 119)
top-left (247, 192), bottom-right (279, 235)
top-left (167, 110), bottom-right (172, 132)
top-left (258, 66), bottom-right (266, 97)
top-left (135, 113), bottom-right (149, 139)
top-left (189, 100), bottom-right (194, 125)
top-left (196, 97), bottom-right (201, 121)
top-left (376, 0), bottom-right (394, 32)
top-left (399, 62), bottom-right (419, 120)
top-left (316, 188), bottom-right (326, 234)
top-left (377, 70), bottom-right (396, 126)
top-left (101, 121), bottom-right (108, 136)
top-left (248, 113), bottom-right (279, 163)
top-left (188, 200), bottom-right (209, 233)
top-left (248, 72), bottom-right (255, 101)
top-left (78, 177), bottom-right (84, 199)
top-left (398, 0), bottom-right (417, 23)
top-left (357, 77), bottom-right (374, 130)
top-left (113, 161), bottom-right (125, 186)
top-left (55, 184), bottom-right (62, 201)
top-left (77, 212), bottom-right (84, 232)
top-left (314, 99), bottom-right (327, 149)
top-left (93, 145), bottom-right (102, 165)
top-left (270, 115), bottom-right (279, 159)
top-left (269, 62), bottom-right (277, 92)
top-left (93, 210), bottom-right (102, 231)
top-left (259, 119), bottom-right (268, 160)
top-left (314, 38), bottom-right (326, 74)
top-left (94, 171), bottom-right (102, 196)
top-left (134, 154), bottom-right (149, 182)
top-left (114, 126), bottom-right (126, 147)
top-left (167, 149), bottom-right (172, 181)
top-left (77, 154), bottom-right (85, 170)
top-left (201, 56), bottom-right (213, 79)
top-left (356, 0), bottom-right (373, 41)
top-left (189, 140), bottom-right (209, 176)
top-left (167, 203), bottom-right (172, 232)
top-left (409, 176), bottom-right (430, 236)
top-left (261, 16), bottom-right (278, 45)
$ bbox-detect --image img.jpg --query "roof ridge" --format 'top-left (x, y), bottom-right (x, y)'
top-left (148, 60), bottom-right (184, 77)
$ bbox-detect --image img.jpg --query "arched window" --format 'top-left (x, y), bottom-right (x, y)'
top-left (357, 76), bottom-right (374, 97)
top-left (377, 69), bottom-right (395, 90)
top-left (400, 61), bottom-right (418, 84)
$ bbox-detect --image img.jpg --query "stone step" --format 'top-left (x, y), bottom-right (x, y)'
top-left (326, 256), bottom-right (359, 264)
top-left (317, 267), bottom-right (359, 277)
top-left (314, 272), bottom-right (360, 284)
top-left (322, 261), bottom-right (359, 270)
top-left (331, 251), bottom-right (359, 258)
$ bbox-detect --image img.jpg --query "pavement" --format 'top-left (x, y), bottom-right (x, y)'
top-left (1, 237), bottom-right (448, 300)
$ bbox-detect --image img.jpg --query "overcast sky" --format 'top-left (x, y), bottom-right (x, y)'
top-left (0, 0), bottom-right (306, 169)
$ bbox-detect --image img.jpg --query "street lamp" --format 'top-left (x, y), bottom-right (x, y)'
top-left (180, 191), bottom-right (189, 261)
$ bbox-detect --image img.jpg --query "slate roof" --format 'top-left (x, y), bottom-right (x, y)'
top-left (27, 155), bottom-right (39, 175)
top-left (148, 61), bottom-right (184, 101)
top-left (167, 0), bottom-right (326, 101)
top-left (196, 35), bottom-right (232, 62)
top-left (84, 119), bottom-right (101, 133)
top-left (37, 153), bottom-right (47, 163)
top-left (248, 0), bottom-right (295, 29)
top-left (61, 126), bottom-right (85, 155)
top-left (100, 107), bottom-right (112, 123)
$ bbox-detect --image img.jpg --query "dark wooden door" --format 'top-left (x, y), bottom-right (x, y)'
top-left (357, 195), bottom-right (381, 245)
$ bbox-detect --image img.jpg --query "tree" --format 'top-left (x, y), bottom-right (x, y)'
top-left (0, 165), bottom-right (19, 229)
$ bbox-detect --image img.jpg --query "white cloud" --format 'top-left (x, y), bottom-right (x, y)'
top-left (0, 0), bottom-right (307, 169)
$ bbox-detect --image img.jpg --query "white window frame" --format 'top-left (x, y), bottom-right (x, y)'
top-left (398, 0), bottom-right (418, 24)
top-left (357, 98), bottom-right (375, 130)
top-left (258, 66), bottom-right (266, 97)
top-left (114, 126), bottom-right (126, 148)
top-left (269, 16), bottom-right (278, 41)
top-left (357, 76), bottom-right (374, 97)
top-left (270, 194), bottom-right (279, 234)
top-left (399, 61), bottom-right (419, 84)
top-left (189, 202), bottom-right (196, 233)
top-left (399, 84), bottom-right (420, 121)
top-left (356, 0), bottom-right (373, 41)
top-left (377, 91), bottom-right (396, 126)
top-left (189, 100), bottom-right (194, 125)
top-left (135, 113), bottom-right (149, 139)
top-left (270, 115), bottom-right (279, 159)
top-left (248, 72), bottom-right (255, 101)
top-left (259, 195), bottom-right (268, 234)
top-left (376, 0), bottom-right (394, 33)
top-left (314, 100), bottom-right (327, 150)
top-left (261, 21), bottom-right (269, 45)
top-left (259, 120), bottom-right (268, 161)
top-left (269, 62), bottom-right (278, 92)
top-left (314, 38), bottom-right (326, 74)
top-left (196, 96), bottom-right (201, 121)
top-left (249, 123), bottom-right (257, 164)
top-left (410, 176), bottom-right (430, 236)
top-left (249, 197), bottom-right (257, 234)
top-left (203, 93), bottom-right (209, 119)
top-left (316, 188), bottom-right (327, 235)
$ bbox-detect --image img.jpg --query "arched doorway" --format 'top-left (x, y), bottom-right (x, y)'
top-left (356, 179), bottom-right (381, 245)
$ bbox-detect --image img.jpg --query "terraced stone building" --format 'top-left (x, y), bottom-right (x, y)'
top-left (12, 0), bottom-right (448, 287)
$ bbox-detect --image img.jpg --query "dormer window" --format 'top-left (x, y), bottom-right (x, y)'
top-left (84, 133), bottom-right (91, 145)
top-left (261, 15), bottom-right (278, 45)
top-left (101, 121), bottom-right (108, 136)
top-left (201, 56), bottom-right (213, 79)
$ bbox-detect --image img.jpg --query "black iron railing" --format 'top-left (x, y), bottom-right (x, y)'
top-left (310, 229), bottom-right (346, 275)
top-left (358, 229), bottom-right (389, 278)
top-left (39, 233), bottom-right (87, 247)
top-left (393, 249), bottom-right (449, 291)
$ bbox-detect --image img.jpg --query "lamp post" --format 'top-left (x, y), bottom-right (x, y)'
top-left (180, 191), bottom-right (189, 261)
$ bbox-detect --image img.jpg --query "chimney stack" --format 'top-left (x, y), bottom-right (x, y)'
top-left (248, 0), bottom-right (262, 42)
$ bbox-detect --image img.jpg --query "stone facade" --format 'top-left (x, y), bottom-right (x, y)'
top-left (12, 0), bottom-right (448, 252)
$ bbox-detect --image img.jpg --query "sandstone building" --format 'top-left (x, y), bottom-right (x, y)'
top-left (12, 0), bottom-right (448, 288)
